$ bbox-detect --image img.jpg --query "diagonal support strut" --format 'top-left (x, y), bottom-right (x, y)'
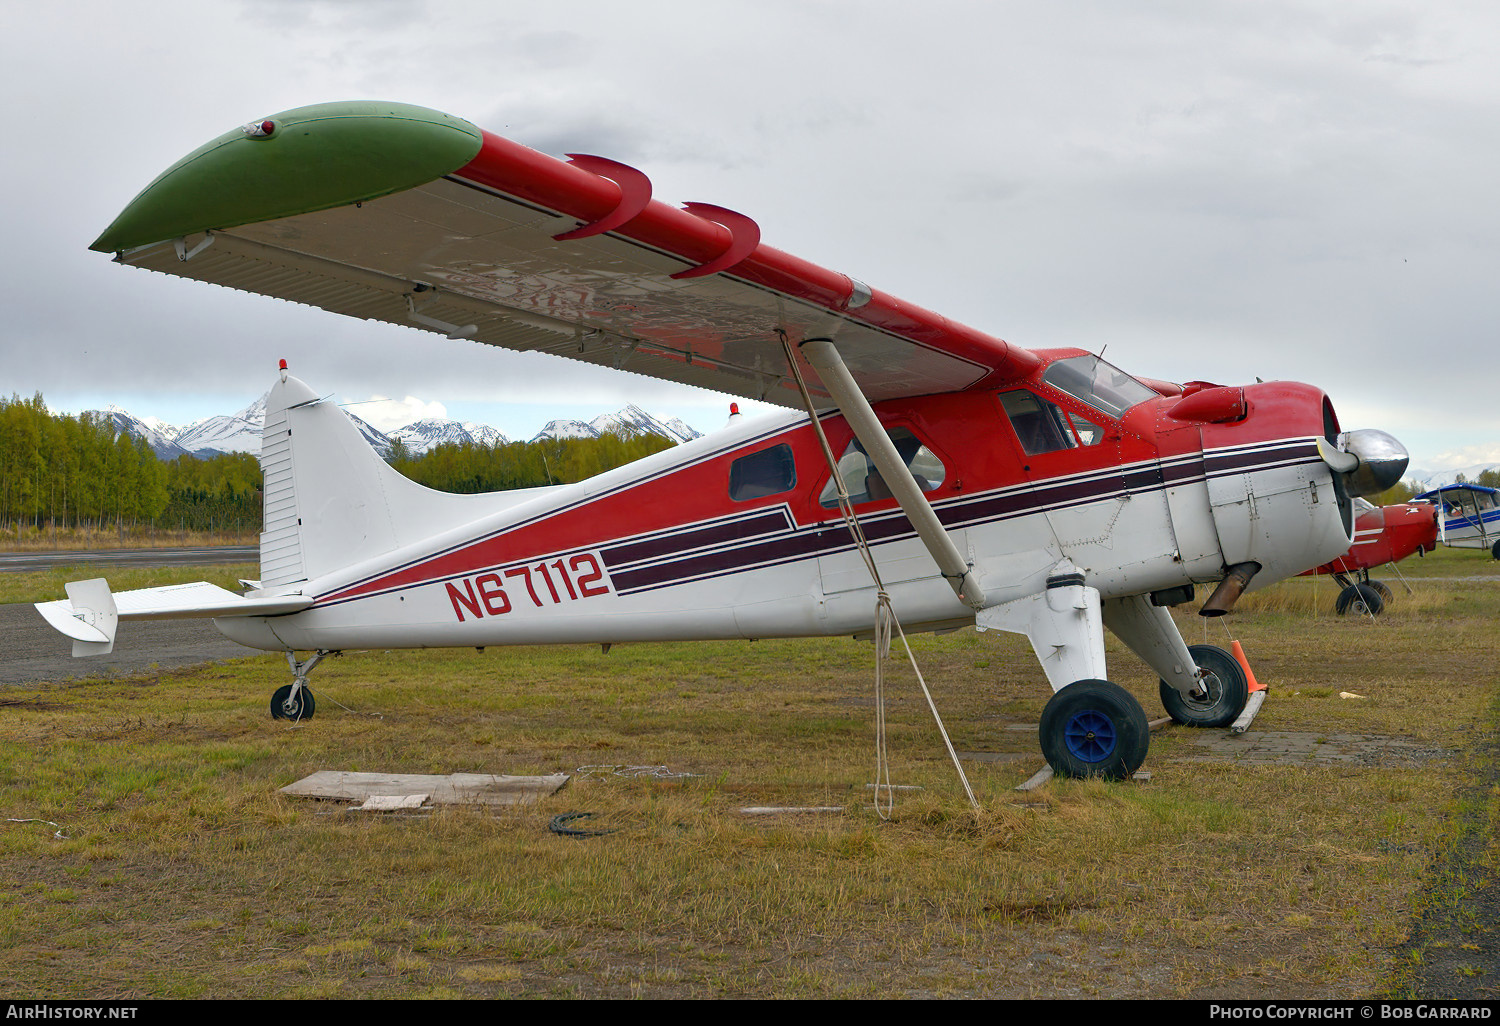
top-left (798, 338), bottom-right (986, 609)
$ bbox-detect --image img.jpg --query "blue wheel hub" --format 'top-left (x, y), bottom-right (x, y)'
top-left (1063, 709), bottom-right (1118, 763)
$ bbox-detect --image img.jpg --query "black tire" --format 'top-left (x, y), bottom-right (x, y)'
top-left (1039, 679), bottom-right (1150, 780)
top-left (1158, 644), bottom-right (1249, 728)
top-left (1335, 583), bottom-right (1385, 616)
top-left (1367, 580), bottom-right (1393, 604)
top-left (270, 684), bottom-right (315, 721)
top-left (1491, 540), bottom-right (1500, 561)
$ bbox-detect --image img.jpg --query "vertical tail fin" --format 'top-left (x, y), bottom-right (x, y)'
top-left (259, 368), bottom-right (411, 588)
top-left (257, 365), bottom-right (531, 590)
top-left (258, 377), bottom-right (306, 587)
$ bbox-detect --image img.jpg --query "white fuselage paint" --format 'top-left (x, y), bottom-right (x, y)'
top-left (213, 418), bottom-right (1351, 655)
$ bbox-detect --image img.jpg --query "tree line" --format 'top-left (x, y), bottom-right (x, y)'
top-left (386, 432), bottom-right (675, 493)
top-left (9, 385), bottom-right (1490, 535)
top-left (0, 391), bottom-right (676, 533)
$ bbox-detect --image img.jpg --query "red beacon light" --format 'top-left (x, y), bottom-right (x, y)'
top-left (242, 119), bottom-right (276, 138)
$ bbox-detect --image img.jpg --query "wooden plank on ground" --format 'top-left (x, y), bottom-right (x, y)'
top-left (281, 771), bottom-right (569, 806)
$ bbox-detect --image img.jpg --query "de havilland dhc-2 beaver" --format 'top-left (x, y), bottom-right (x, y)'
top-left (36, 101), bottom-right (1410, 780)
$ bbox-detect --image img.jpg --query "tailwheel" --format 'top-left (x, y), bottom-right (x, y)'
top-left (270, 683), bottom-right (315, 721)
top-left (1159, 644), bottom-right (1249, 728)
top-left (1335, 582), bottom-right (1384, 616)
top-left (271, 650), bottom-right (334, 721)
top-left (1039, 679), bottom-right (1150, 780)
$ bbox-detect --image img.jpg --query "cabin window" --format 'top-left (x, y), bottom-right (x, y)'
top-left (999, 390), bottom-right (1105, 455)
top-left (1438, 488), bottom-right (1498, 516)
top-left (817, 428), bottom-right (945, 508)
top-left (729, 443), bottom-right (797, 501)
top-left (1041, 354), bottom-right (1156, 417)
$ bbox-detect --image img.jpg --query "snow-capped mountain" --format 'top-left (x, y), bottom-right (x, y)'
top-left (89, 405), bottom-right (193, 461)
top-left (389, 418), bottom-right (509, 456)
top-left (528, 405), bottom-right (703, 444)
top-left (84, 395), bottom-right (699, 461)
top-left (531, 419), bottom-right (600, 443)
top-left (172, 394), bottom-right (269, 459)
top-left (589, 404), bottom-right (700, 444)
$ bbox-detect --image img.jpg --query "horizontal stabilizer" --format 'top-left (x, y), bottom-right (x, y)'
top-left (35, 578), bottom-right (118, 657)
top-left (35, 580), bottom-right (312, 657)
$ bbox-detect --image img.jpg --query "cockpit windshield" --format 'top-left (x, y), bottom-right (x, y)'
top-left (1041, 355), bottom-right (1157, 418)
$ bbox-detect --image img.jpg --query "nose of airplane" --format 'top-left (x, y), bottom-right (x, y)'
top-left (1319, 428), bottom-right (1409, 498)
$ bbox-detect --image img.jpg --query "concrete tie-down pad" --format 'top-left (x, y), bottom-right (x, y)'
top-left (281, 771), bottom-right (570, 806)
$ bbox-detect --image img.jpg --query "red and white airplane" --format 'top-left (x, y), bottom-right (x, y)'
top-left (36, 101), bottom-right (1410, 780)
top-left (1302, 500), bottom-right (1438, 615)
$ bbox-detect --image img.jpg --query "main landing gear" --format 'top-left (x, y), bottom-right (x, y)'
top-left (1039, 679), bottom-right (1151, 780)
top-left (1038, 644), bottom-right (1253, 779)
top-left (981, 578), bottom-right (1257, 780)
top-left (1158, 644), bottom-right (1249, 728)
top-left (1331, 570), bottom-right (1390, 616)
top-left (271, 650), bottom-right (334, 721)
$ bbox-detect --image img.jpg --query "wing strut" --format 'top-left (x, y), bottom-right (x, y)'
top-left (780, 333), bottom-right (979, 817)
top-left (799, 338), bottom-right (987, 610)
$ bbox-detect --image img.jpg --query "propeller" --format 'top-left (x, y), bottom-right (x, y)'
top-left (1318, 429), bottom-right (1409, 498)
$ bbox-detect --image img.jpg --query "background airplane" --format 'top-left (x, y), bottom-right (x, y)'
top-left (1301, 499), bottom-right (1439, 615)
top-left (1415, 483), bottom-right (1500, 560)
top-left (36, 101), bottom-right (1410, 781)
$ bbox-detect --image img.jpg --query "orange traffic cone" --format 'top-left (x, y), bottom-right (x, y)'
top-left (1230, 640), bottom-right (1264, 693)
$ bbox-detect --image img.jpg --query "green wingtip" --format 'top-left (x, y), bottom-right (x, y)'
top-left (91, 100), bottom-right (484, 253)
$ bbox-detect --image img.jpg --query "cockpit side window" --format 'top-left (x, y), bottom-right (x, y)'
top-left (817, 427), bottom-right (945, 508)
top-left (1042, 354), bottom-right (1156, 418)
top-left (999, 390), bottom-right (1105, 455)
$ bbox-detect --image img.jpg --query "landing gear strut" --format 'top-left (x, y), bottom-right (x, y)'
top-left (272, 650), bottom-right (334, 721)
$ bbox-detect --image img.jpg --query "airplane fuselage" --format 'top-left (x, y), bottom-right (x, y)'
top-left (216, 354), bottom-right (1354, 657)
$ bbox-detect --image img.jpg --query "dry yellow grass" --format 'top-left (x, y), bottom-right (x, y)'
top-left (1, 543), bottom-right (1495, 997)
top-left (2, 565), bottom-right (1493, 998)
top-left (0, 522), bottom-right (258, 551)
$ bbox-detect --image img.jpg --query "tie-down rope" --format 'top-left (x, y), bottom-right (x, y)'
top-left (778, 333), bottom-right (979, 817)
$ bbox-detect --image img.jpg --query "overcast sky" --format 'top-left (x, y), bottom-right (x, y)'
top-left (3, 1), bottom-right (1496, 470)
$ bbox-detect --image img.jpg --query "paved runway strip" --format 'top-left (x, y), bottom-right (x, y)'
top-left (0, 546), bottom-right (257, 573)
top-left (0, 603), bottom-right (259, 684)
top-left (0, 547), bottom-right (263, 683)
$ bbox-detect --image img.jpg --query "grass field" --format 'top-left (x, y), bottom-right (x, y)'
top-left (1, 546), bottom-right (1497, 998)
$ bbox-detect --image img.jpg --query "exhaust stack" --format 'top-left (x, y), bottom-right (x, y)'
top-left (1200, 562), bottom-right (1261, 617)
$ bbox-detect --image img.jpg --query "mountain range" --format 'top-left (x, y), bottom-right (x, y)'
top-left (1404, 465), bottom-right (1500, 494)
top-left (85, 397), bottom-right (1500, 492)
top-left (88, 393), bottom-right (702, 461)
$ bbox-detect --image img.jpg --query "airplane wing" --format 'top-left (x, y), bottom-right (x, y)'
top-left (91, 101), bottom-right (1040, 407)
